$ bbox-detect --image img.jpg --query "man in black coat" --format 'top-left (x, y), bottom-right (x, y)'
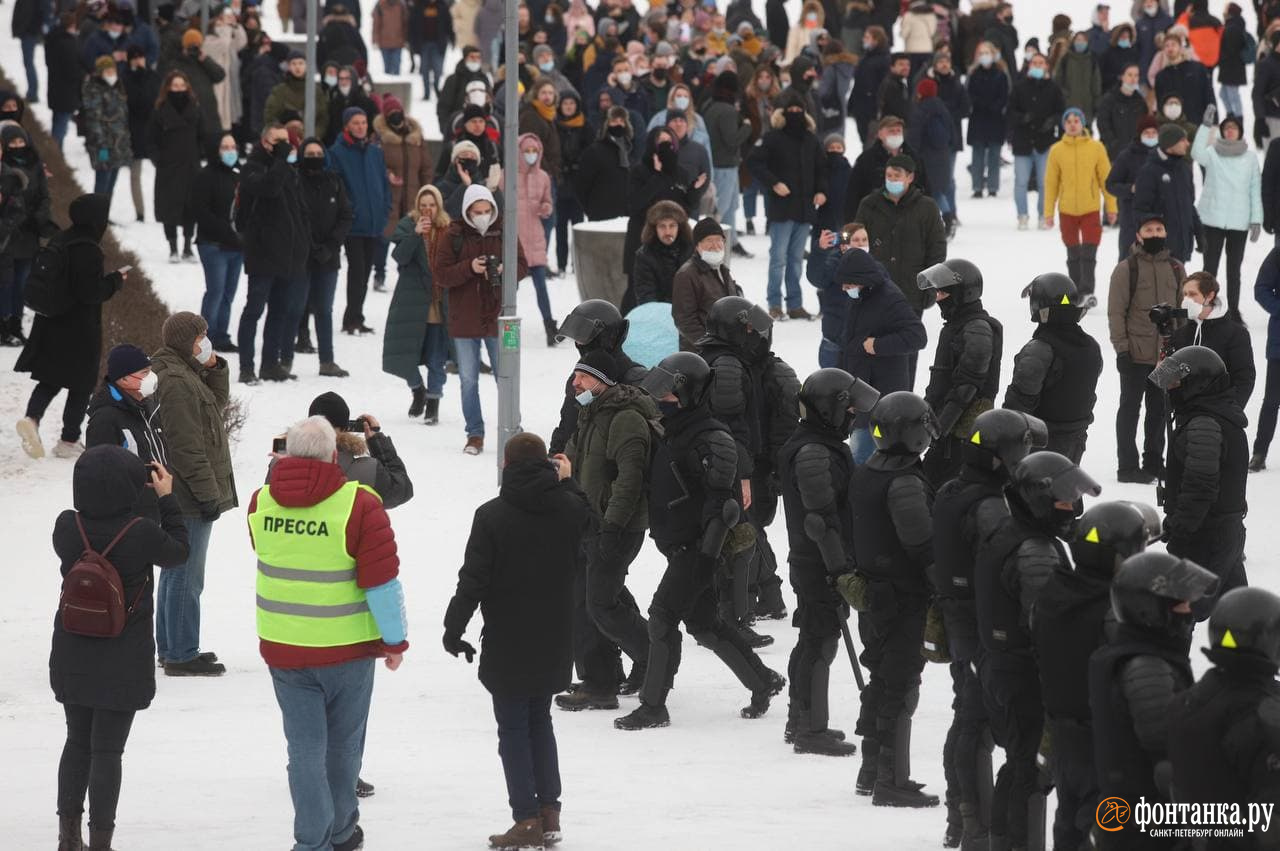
top-left (623, 126), bottom-right (706, 280)
top-left (1004, 273), bottom-right (1103, 463)
top-left (443, 432), bottom-right (590, 848)
top-left (1008, 55), bottom-right (1065, 228)
top-left (437, 46), bottom-right (490, 133)
top-left (877, 53), bottom-right (913, 124)
top-left (85, 344), bottom-right (169, 475)
top-left (985, 4), bottom-right (1019, 76)
top-left (1134, 123), bottom-right (1199, 263)
top-left (918, 259), bottom-right (1002, 487)
top-left (236, 123), bottom-right (311, 385)
top-left (632, 199), bottom-right (692, 305)
top-left (1153, 36), bottom-right (1215, 132)
top-left (573, 107), bottom-right (635, 221)
top-left (843, 115), bottom-right (932, 221)
top-left (1150, 345), bottom-right (1250, 619)
top-left (1106, 115), bottom-right (1159, 256)
top-left (189, 141), bottom-right (242, 352)
top-left (45, 14), bottom-right (84, 146)
top-left (293, 137), bottom-right (354, 371)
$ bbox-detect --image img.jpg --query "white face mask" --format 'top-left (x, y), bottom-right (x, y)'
top-left (338, 84), bottom-right (352, 96)
top-left (1144, 4), bottom-right (1158, 16)
top-left (845, 287), bottom-right (862, 299)
top-left (195, 336), bottom-right (213, 363)
top-left (884, 133), bottom-right (903, 150)
top-left (673, 95), bottom-right (690, 111)
top-left (324, 73), bottom-right (338, 87)
top-left (467, 90), bottom-right (487, 105)
top-left (471, 212), bottom-right (493, 233)
top-left (1122, 82), bottom-right (1138, 94)
top-left (978, 54), bottom-right (993, 67)
top-left (1182, 295), bottom-right (1205, 316)
top-left (700, 248), bottom-right (724, 267)
top-left (102, 74), bottom-right (118, 86)
top-left (1163, 103), bottom-right (1182, 119)
top-left (139, 371), bottom-right (159, 397)
top-left (523, 151), bottom-right (539, 165)
top-left (465, 60), bottom-right (482, 72)
top-left (616, 71), bottom-right (632, 87)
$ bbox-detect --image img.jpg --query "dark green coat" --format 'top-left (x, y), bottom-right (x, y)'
top-left (855, 186), bottom-right (948, 314)
top-left (149, 347), bottom-right (237, 518)
top-left (565, 383), bottom-right (658, 533)
top-left (381, 214), bottom-right (440, 384)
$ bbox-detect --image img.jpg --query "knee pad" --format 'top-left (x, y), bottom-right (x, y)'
top-left (901, 685), bottom-right (921, 717)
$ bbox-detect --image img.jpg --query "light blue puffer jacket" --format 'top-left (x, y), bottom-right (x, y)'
top-left (1191, 127), bottom-right (1263, 231)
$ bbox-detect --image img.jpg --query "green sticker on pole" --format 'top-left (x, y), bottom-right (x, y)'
top-left (502, 320), bottom-right (520, 351)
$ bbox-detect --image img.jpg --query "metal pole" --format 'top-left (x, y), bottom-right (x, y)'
top-left (200, 0), bottom-right (209, 39)
top-left (304, 0), bottom-right (317, 138)
top-left (496, 1), bottom-right (521, 484)
top-left (840, 617), bottom-right (866, 691)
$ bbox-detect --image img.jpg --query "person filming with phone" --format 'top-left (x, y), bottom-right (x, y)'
top-left (85, 344), bottom-right (170, 520)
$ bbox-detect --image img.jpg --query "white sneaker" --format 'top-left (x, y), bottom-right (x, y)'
top-left (1017, 216), bottom-right (1029, 231)
top-left (169, 250), bottom-right (180, 264)
top-left (51, 440), bottom-right (85, 458)
top-left (15, 417), bottom-right (44, 458)
top-left (1038, 217), bottom-right (1051, 230)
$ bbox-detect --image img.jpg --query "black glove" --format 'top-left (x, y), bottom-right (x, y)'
top-left (442, 632), bottom-right (476, 663)
top-left (596, 522), bottom-right (622, 563)
top-left (1116, 352), bottom-right (1133, 372)
top-left (199, 500), bottom-right (221, 522)
top-left (313, 245), bottom-right (332, 266)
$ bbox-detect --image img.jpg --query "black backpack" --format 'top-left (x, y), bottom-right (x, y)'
top-left (24, 231), bottom-right (96, 318)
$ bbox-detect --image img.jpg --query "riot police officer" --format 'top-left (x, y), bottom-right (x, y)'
top-left (1003, 272), bottom-right (1104, 463)
top-left (916, 259), bottom-right (1003, 488)
top-left (976, 451), bottom-right (1100, 851)
top-left (1088, 552), bottom-right (1219, 850)
top-left (1168, 587), bottom-right (1280, 845)
top-left (1149, 345), bottom-right (1250, 620)
top-left (932, 408), bottom-right (1047, 849)
top-left (698, 296), bottom-right (799, 634)
top-left (778, 368), bottom-right (880, 757)
top-left (848, 391), bottom-right (941, 807)
top-left (1033, 500), bottom-right (1156, 851)
top-left (614, 352), bottom-right (785, 731)
top-left (552, 299), bottom-right (650, 453)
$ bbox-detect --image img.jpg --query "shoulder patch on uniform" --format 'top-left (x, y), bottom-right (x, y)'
top-left (1221, 629), bottom-right (1237, 649)
top-left (1085, 526), bottom-right (1100, 543)
top-left (970, 430), bottom-right (982, 445)
top-left (873, 425), bottom-right (882, 438)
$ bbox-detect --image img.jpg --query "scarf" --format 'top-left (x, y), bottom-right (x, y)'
top-left (1213, 138), bottom-right (1249, 157)
top-left (422, 225), bottom-right (447, 322)
top-left (558, 111), bottom-right (585, 128)
top-left (609, 135), bottom-right (630, 168)
top-left (532, 99), bottom-right (557, 122)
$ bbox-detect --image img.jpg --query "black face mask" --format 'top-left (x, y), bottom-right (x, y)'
top-left (652, 66), bottom-right (667, 81)
top-left (656, 140), bottom-right (675, 156)
top-left (300, 156), bottom-right (325, 173)
top-left (784, 111), bottom-right (806, 134)
top-left (168, 90), bottom-right (190, 109)
top-left (4, 147), bottom-right (33, 167)
top-left (0, 109), bottom-right (19, 123)
top-left (1051, 507), bottom-right (1079, 539)
top-left (1140, 235), bottom-right (1166, 254)
top-left (657, 400), bottom-right (682, 418)
top-left (387, 110), bottom-right (405, 128)
top-left (607, 124), bottom-right (627, 138)
top-left (937, 295), bottom-right (961, 320)
top-left (461, 159), bottom-right (480, 178)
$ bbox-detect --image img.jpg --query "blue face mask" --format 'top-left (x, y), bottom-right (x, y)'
top-left (1028, 66), bottom-right (1046, 80)
top-left (575, 389), bottom-right (595, 406)
top-left (538, 60), bottom-right (554, 73)
top-left (845, 287), bottom-right (862, 299)
top-left (885, 179), bottom-right (906, 196)
top-left (220, 150), bottom-right (238, 167)
top-left (287, 151), bottom-right (297, 164)
top-left (1072, 41), bottom-right (1088, 53)
top-left (1118, 38), bottom-right (1132, 49)
top-left (1142, 135), bottom-right (1159, 147)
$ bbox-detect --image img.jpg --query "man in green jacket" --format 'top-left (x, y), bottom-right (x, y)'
top-left (263, 51), bottom-right (330, 136)
top-left (557, 350), bottom-right (658, 711)
top-left (150, 311), bottom-right (238, 676)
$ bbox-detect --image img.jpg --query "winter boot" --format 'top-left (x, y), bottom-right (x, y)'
top-left (424, 397), bottom-right (440, 425)
top-left (333, 825), bottom-right (364, 850)
top-left (944, 792), bottom-right (963, 847)
top-left (488, 817), bottom-right (543, 849)
top-left (1064, 245), bottom-right (1082, 286)
top-left (741, 668), bottom-right (785, 718)
top-left (87, 828), bottom-right (115, 850)
top-left (319, 361), bottom-right (350, 377)
top-left (295, 332), bottom-right (316, 354)
top-left (613, 701), bottom-right (670, 730)
top-left (793, 727), bottom-right (857, 756)
top-left (540, 806), bottom-right (562, 846)
top-left (58, 813), bottom-right (84, 850)
top-left (355, 777), bottom-right (375, 798)
top-left (856, 737), bottom-right (879, 795)
top-left (616, 662), bottom-right (646, 696)
top-left (1078, 243), bottom-right (1098, 297)
top-left (1249, 453), bottom-right (1266, 472)
top-left (168, 239), bottom-right (179, 263)
top-left (16, 416), bottom-right (44, 459)
top-left (0, 317), bottom-right (16, 347)
top-left (554, 688), bottom-right (618, 711)
top-left (9, 315), bottom-right (26, 344)
top-left (736, 621), bottom-right (774, 648)
top-left (959, 802), bottom-right (991, 850)
top-left (784, 714), bottom-right (846, 744)
top-left (409, 387), bottom-right (427, 417)
top-left (164, 656), bottom-right (226, 676)
top-left (544, 318), bottom-right (558, 347)
top-left (872, 717), bottom-right (940, 807)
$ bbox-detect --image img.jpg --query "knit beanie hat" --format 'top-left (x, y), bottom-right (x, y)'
top-left (161, 311), bottom-right (208, 353)
top-left (342, 106), bottom-right (364, 127)
top-left (692, 217), bottom-right (724, 243)
top-left (95, 55), bottom-right (117, 73)
top-left (823, 132), bottom-right (846, 150)
top-left (1136, 114), bottom-right (1160, 136)
top-left (916, 78), bottom-right (937, 99)
top-left (1062, 106), bottom-right (1086, 126)
top-left (308, 391), bottom-right (350, 429)
top-left (381, 94), bottom-right (404, 117)
top-left (887, 153), bottom-right (917, 173)
top-left (1158, 123), bottom-right (1187, 150)
top-left (573, 350), bottom-right (619, 387)
top-left (450, 139), bottom-right (480, 162)
top-left (462, 103), bottom-right (488, 123)
top-left (106, 344), bottom-right (151, 382)
top-left (181, 28), bottom-right (203, 48)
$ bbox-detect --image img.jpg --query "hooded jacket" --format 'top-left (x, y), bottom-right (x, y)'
top-left (515, 132), bottom-right (553, 267)
top-left (298, 141), bottom-right (355, 269)
top-left (633, 201), bottom-right (693, 307)
top-left (1190, 125), bottom-right (1263, 232)
top-left (565, 382), bottom-right (659, 532)
top-left (80, 74), bottom-right (133, 171)
top-left (1043, 131), bottom-right (1117, 217)
top-left (1053, 47), bottom-right (1103, 122)
top-left (1170, 302), bottom-right (1255, 407)
top-left (191, 154), bottom-right (241, 251)
top-left (264, 72), bottom-right (331, 139)
top-left (383, 205), bottom-right (443, 383)
top-left (745, 104), bottom-right (828, 225)
top-left (50, 447), bottom-right (191, 712)
top-left (436, 184), bottom-right (528, 338)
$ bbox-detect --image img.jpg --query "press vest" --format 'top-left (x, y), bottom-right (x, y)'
top-left (251, 481), bottom-right (382, 647)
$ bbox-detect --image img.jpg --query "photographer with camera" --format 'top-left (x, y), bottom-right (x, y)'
top-left (437, 185), bottom-right (527, 456)
top-left (289, 392), bottom-right (415, 511)
top-left (1107, 213), bottom-right (1185, 484)
top-left (1169, 271), bottom-right (1255, 408)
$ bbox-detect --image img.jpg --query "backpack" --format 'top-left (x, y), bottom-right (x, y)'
top-left (1242, 30), bottom-right (1258, 66)
top-left (24, 232), bottom-right (95, 318)
top-left (1128, 253), bottom-right (1185, 304)
top-left (59, 515), bottom-right (146, 638)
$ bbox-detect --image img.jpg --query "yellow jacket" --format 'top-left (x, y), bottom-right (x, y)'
top-left (1043, 133), bottom-right (1117, 218)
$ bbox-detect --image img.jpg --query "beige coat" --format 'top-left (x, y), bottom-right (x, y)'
top-left (372, 0), bottom-right (410, 50)
top-left (374, 114), bottom-right (434, 236)
top-left (1107, 245), bottom-right (1185, 365)
top-left (901, 9), bottom-right (938, 53)
top-left (204, 22), bottom-right (247, 130)
top-left (452, 0), bottom-right (481, 49)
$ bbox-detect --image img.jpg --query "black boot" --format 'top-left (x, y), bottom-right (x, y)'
top-left (0, 317), bottom-right (17, 347)
top-left (9, 315), bottom-right (26, 344)
top-left (613, 701), bottom-right (670, 730)
top-left (944, 792), bottom-right (963, 847)
top-left (856, 737), bottom-right (879, 795)
top-left (1064, 245), bottom-right (1082, 286)
top-left (409, 386), bottom-right (427, 417)
top-left (544, 318), bottom-right (559, 347)
top-left (1078, 243), bottom-right (1098, 296)
top-left (959, 802), bottom-right (991, 850)
top-left (87, 827), bottom-right (116, 850)
top-left (424, 397), bottom-right (440, 425)
top-left (872, 716), bottom-right (940, 807)
top-left (58, 813), bottom-right (84, 850)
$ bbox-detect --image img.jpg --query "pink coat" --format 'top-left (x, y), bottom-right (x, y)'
top-left (515, 132), bottom-right (553, 268)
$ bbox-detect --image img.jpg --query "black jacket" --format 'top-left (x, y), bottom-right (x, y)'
top-left (876, 72), bottom-right (912, 124)
top-left (123, 65), bottom-right (161, 159)
top-left (633, 236), bottom-right (692, 305)
top-left (574, 133), bottom-right (633, 220)
top-left (1107, 139), bottom-right (1154, 247)
top-left (965, 64), bottom-right (1010, 147)
top-left (1096, 88), bottom-right (1150, 161)
top-left (623, 128), bottom-right (704, 275)
top-left (45, 27), bottom-right (84, 114)
top-left (85, 384), bottom-right (170, 520)
top-left (1134, 151), bottom-right (1198, 262)
top-left (849, 45), bottom-right (890, 128)
top-left (1155, 60), bottom-right (1214, 128)
top-left (1217, 15), bottom-right (1248, 87)
top-left (1265, 139), bottom-right (1280, 234)
top-left (436, 58), bottom-right (491, 132)
top-left (1252, 52), bottom-right (1280, 124)
top-left (443, 460), bottom-right (590, 697)
top-left (745, 109), bottom-right (829, 225)
top-left (239, 145), bottom-right (311, 278)
top-left (11, 0), bottom-right (44, 38)
top-left (146, 96), bottom-right (205, 226)
top-left (851, 452), bottom-right (934, 596)
top-left (1170, 314), bottom-right (1255, 408)
top-left (191, 159), bottom-right (241, 251)
top-left (4, 150), bottom-right (54, 260)
top-left (49, 446), bottom-right (191, 712)
top-left (778, 420), bottom-right (855, 573)
top-left (1003, 319), bottom-right (1103, 433)
top-left (298, 161), bottom-right (354, 270)
top-left (924, 300), bottom-right (1002, 438)
top-left (843, 139), bottom-right (932, 223)
top-left (855, 186), bottom-right (948, 314)
top-left (1165, 385), bottom-right (1249, 541)
top-left (1008, 75), bottom-right (1065, 155)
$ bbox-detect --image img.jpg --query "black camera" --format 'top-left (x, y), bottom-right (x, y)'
top-left (345, 418), bottom-right (366, 433)
top-left (1148, 303), bottom-right (1188, 332)
top-left (484, 255), bottom-right (502, 287)
top-left (272, 436), bottom-right (287, 453)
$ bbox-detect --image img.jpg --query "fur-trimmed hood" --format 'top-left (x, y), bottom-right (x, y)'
top-left (641, 199), bottom-right (691, 245)
top-left (822, 49), bottom-right (859, 67)
top-left (335, 430), bottom-right (369, 458)
top-left (372, 113), bottom-right (424, 146)
top-left (770, 107), bottom-right (817, 131)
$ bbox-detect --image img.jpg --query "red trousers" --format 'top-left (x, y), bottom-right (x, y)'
top-left (1058, 211), bottom-right (1102, 247)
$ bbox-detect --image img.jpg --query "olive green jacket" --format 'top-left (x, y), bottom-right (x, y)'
top-left (565, 383), bottom-right (658, 532)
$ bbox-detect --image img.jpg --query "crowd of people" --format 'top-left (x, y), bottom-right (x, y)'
top-left (8, 0), bottom-right (1280, 849)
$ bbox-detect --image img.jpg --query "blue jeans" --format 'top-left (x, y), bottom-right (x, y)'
top-left (743, 182), bottom-right (760, 220)
top-left (270, 658), bottom-right (374, 851)
top-left (302, 266), bottom-right (339, 364)
top-left (528, 266), bottom-right (552, 323)
top-left (380, 47), bottom-right (401, 75)
top-left (155, 517), bottom-right (214, 663)
top-left (849, 427), bottom-right (876, 464)
top-left (197, 244), bottom-right (243, 347)
top-left (766, 220), bottom-right (810, 310)
top-left (492, 694), bottom-right (561, 822)
top-left (1219, 85), bottom-right (1242, 118)
top-left (943, 150), bottom-right (958, 217)
top-left (970, 142), bottom-right (1002, 194)
top-left (239, 274), bottom-right (289, 373)
top-left (1013, 150), bottom-right (1049, 219)
top-left (20, 34), bottom-right (38, 100)
top-left (455, 336), bottom-right (499, 437)
top-left (421, 41), bottom-right (446, 95)
top-left (408, 322), bottom-right (450, 397)
top-left (712, 166), bottom-right (740, 243)
top-left (818, 336), bottom-right (842, 369)
top-left (275, 275), bottom-right (311, 366)
top-left (93, 168), bottom-right (119, 203)
top-left (51, 112), bottom-right (72, 149)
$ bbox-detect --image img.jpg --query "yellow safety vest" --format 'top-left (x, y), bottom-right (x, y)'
top-left (250, 480), bottom-right (382, 647)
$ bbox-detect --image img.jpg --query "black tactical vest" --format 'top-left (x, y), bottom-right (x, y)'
top-left (851, 458), bottom-right (932, 594)
top-left (925, 305), bottom-right (1004, 411)
top-left (1029, 322), bottom-right (1103, 429)
top-left (1167, 404), bottom-right (1250, 519)
top-left (648, 410), bottom-right (730, 548)
top-left (932, 472), bottom-right (1005, 601)
top-left (1033, 568), bottom-right (1111, 720)
top-left (975, 516), bottom-right (1066, 654)
top-left (778, 422), bottom-right (854, 569)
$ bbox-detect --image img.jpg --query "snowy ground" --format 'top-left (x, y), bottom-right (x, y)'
top-left (1, 2), bottom-right (1278, 849)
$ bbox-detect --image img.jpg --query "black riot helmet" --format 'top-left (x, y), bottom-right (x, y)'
top-left (868, 391), bottom-right (940, 455)
top-left (918, 259), bottom-right (983, 319)
top-left (641, 351), bottom-right (712, 409)
top-left (1111, 551), bottom-right (1218, 639)
top-left (798, 368), bottom-right (881, 433)
top-left (556, 299), bottom-right (629, 352)
top-left (1069, 501), bottom-right (1151, 579)
top-left (1021, 272), bottom-right (1081, 323)
top-left (1148, 345), bottom-right (1229, 404)
top-left (703, 295), bottom-right (773, 357)
top-left (1207, 587), bottom-right (1280, 670)
top-left (1117, 500), bottom-right (1163, 547)
top-left (1008, 451), bottom-right (1102, 536)
top-left (963, 408), bottom-right (1049, 473)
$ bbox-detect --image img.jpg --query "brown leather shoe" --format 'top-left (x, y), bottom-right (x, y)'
top-left (787, 306), bottom-right (814, 321)
top-left (540, 806), bottom-right (561, 846)
top-left (464, 436), bottom-right (484, 455)
top-left (488, 817), bottom-right (544, 849)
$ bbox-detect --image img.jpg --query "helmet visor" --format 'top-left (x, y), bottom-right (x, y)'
top-left (1148, 356), bottom-right (1191, 391)
top-left (1157, 557), bottom-right (1220, 603)
top-left (640, 364), bottom-right (679, 399)
top-left (1024, 414), bottom-right (1049, 449)
top-left (1119, 500), bottom-right (1164, 545)
top-left (556, 312), bottom-right (605, 345)
top-left (917, 262), bottom-right (960, 292)
top-left (745, 304), bottom-right (774, 339)
top-left (849, 379), bottom-right (881, 413)
top-left (1048, 465), bottom-right (1103, 502)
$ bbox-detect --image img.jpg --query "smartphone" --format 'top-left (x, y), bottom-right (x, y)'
top-left (272, 437), bottom-right (287, 453)
top-left (345, 418), bottom-right (366, 433)
top-left (117, 264), bottom-right (133, 275)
